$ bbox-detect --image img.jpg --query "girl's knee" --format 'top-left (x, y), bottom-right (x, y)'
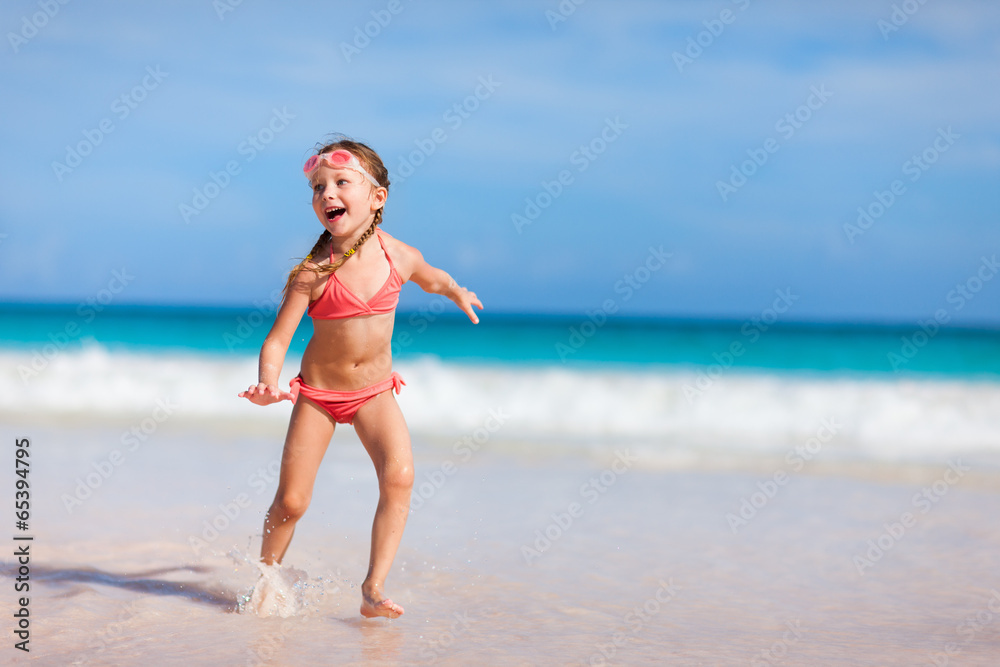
top-left (381, 464), bottom-right (414, 494)
top-left (270, 491), bottom-right (311, 522)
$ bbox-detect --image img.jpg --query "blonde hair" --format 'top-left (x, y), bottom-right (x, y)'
top-left (283, 136), bottom-right (391, 297)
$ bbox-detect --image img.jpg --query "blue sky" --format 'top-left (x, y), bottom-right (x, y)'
top-left (1, 0), bottom-right (998, 325)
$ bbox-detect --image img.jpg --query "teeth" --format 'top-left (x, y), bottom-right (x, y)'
top-left (326, 208), bottom-right (345, 219)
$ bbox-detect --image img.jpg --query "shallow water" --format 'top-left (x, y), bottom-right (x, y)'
top-left (3, 417), bottom-right (1000, 665)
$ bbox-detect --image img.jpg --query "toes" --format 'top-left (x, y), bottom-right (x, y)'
top-left (361, 598), bottom-right (404, 618)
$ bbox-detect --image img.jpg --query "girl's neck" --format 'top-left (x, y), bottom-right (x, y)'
top-left (329, 221), bottom-right (377, 257)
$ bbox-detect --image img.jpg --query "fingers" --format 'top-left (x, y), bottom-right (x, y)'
top-left (463, 302), bottom-right (480, 324)
top-left (239, 388), bottom-right (265, 404)
top-left (463, 289), bottom-right (482, 307)
top-left (239, 384), bottom-right (265, 398)
top-left (239, 384), bottom-right (291, 404)
top-left (457, 288), bottom-right (482, 324)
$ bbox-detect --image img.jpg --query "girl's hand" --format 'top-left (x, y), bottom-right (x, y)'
top-left (239, 383), bottom-right (295, 406)
top-left (452, 286), bottom-right (484, 324)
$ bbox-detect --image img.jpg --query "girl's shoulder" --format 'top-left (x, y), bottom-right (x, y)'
top-left (379, 228), bottom-right (413, 262)
top-left (377, 228), bottom-right (415, 253)
top-left (378, 229), bottom-right (423, 282)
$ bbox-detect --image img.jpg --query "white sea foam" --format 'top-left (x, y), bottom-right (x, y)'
top-left (3, 346), bottom-right (999, 462)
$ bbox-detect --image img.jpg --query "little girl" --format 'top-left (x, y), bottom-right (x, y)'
top-left (239, 136), bottom-right (482, 619)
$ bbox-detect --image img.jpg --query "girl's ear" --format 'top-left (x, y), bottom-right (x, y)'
top-left (371, 186), bottom-right (388, 210)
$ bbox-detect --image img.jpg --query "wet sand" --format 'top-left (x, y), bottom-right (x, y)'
top-left (3, 418), bottom-right (1000, 665)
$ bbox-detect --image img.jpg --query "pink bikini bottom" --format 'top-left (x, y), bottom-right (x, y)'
top-left (289, 372), bottom-right (405, 425)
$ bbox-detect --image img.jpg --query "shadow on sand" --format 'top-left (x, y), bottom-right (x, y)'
top-left (0, 562), bottom-right (238, 612)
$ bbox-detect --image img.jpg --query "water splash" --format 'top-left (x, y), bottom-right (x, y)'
top-left (240, 562), bottom-right (307, 618)
top-left (230, 548), bottom-right (353, 618)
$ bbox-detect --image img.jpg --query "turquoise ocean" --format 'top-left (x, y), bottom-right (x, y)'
top-left (3, 302), bottom-right (999, 374)
top-left (3, 302), bottom-right (999, 465)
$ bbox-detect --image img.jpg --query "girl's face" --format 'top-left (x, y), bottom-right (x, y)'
top-left (309, 164), bottom-right (386, 237)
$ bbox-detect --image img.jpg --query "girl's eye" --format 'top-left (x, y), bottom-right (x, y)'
top-left (337, 179), bottom-right (349, 186)
top-left (312, 183), bottom-right (324, 193)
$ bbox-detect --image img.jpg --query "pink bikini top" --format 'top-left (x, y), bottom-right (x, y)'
top-left (307, 230), bottom-right (403, 320)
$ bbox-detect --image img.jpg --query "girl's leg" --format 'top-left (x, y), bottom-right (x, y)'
top-left (260, 397), bottom-right (335, 565)
top-left (352, 390), bottom-right (414, 618)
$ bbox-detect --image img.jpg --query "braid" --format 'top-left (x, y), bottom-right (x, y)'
top-left (329, 209), bottom-right (383, 272)
top-left (282, 230), bottom-right (330, 297)
top-left (307, 231), bottom-right (333, 262)
top-left (281, 212), bottom-right (384, 298)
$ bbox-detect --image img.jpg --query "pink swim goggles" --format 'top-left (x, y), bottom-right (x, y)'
top-left (303, 149), bottom-right (381, 187)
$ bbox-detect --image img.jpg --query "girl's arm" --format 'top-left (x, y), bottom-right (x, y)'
top-left (238, 270), bottom-right (315, 405)
top-left (388, 237), bottom-right (483, 323)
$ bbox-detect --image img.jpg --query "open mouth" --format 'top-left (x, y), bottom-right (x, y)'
top-left (325, 207), bottom-right (345, 220)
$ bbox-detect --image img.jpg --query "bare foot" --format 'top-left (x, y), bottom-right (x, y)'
top-left (360, 590), bottom-right (404, 619)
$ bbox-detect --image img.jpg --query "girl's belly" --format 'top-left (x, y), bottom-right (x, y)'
top-left (300, 313), bottom-right (395, 389)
